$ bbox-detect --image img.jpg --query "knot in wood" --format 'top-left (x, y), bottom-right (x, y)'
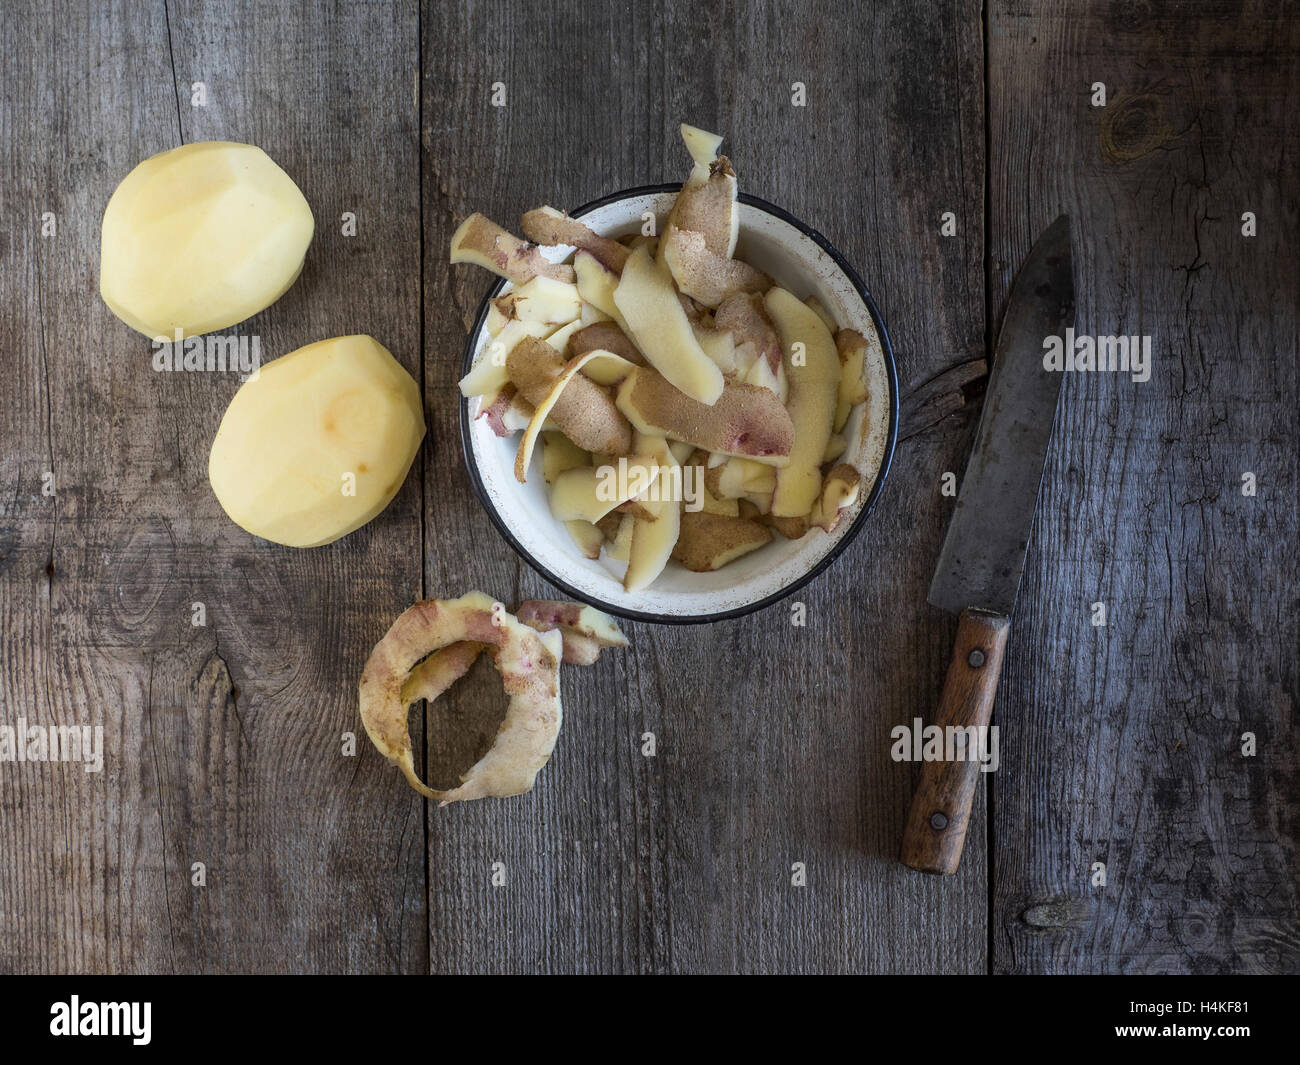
top-left (1100, 93), bottom-right (1172, 163)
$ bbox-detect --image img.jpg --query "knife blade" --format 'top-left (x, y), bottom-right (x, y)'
top-left (900, 215), bottom-right (1074, 876)
top-left (928, 214), bottom-right (1075, 617)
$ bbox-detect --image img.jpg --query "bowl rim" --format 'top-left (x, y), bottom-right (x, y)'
top-left (457, 182), bottom-right (900, 625)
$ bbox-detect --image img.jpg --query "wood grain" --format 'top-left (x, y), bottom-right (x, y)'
top-left (420, 0), bottom-right (988, 973)
top-left (0, 0), bottom-right (426, 973)
top-left (987, 0), bottom-right (1300, 973)
top-left (0, 0), bottom-right (1293, 975)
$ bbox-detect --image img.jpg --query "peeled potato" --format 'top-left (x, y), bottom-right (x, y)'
top-left (208, 335), bottom-right (424, 547)
top-left (100, 141), bottom-right (314, 338)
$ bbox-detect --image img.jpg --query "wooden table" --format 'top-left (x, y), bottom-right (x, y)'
top-left (1, 0), bottom-right (1296, 975)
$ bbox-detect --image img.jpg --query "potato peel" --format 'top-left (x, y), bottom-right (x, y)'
top-left (450, 213), bottom-right (574, 285)
top-left (672, 157), bottom-right (739, 258)
top-left (361, 594), bottom-right (629, 804)
top-left (521, 206), bottom-right (630, 274)
top-left (811, 463), bottom-right (863, 534)
top-left (476, 385), bottom-right (517, 438)
top-left (671, 511), bottom-right (772, 571)
top-left (764, 287), bottom-right (840, 517)
top-left (616, 367), bottom-right (794, 463)
top-left (515, 349), bottom-right (639, 482)
top-left (508, 336), bottom-right (631, 456)
top-left (549, 456), bottom-right (661, 523)
top-left (569, 322), bottom-right (647, 365)
top-left (715, 292), bottom-right (782, 376)
top-left (515, 599), bottom-right (629, 664)
top-left (359, 591), bottom-right (564, 804)
top-left (399, 641), bottom-right (487, 705)
top-left (661, 225), bottom-right (769, 308)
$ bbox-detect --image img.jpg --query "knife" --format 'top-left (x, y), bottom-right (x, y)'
top-left (900, 215), bottom-right (1075, 876)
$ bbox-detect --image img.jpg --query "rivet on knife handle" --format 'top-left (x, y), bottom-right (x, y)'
top-left (900, 608), bottom-right (1010, 875)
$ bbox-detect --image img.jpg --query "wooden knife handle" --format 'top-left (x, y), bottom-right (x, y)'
top-left (900, 608), bottom-right (1010, 875)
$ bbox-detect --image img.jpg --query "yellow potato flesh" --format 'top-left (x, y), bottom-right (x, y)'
top-left (680, 123), bottom-right (723, 166)
top-left (613, 245), bottom-right (724, 405)
top-left (624, 435), bottom-right (681, 593)
top-left (574, 251), bottom-right (631, 333)
top-left (208, 335), bottom-right (424, 547)
top-left (549, 456), bottom-right (660, 523)
top-left (541, 431), bottom-right (590, 484)
top-left (764, 288), bottom-right (839, 517)
top-left (100, 141), bottom-right (314, 338)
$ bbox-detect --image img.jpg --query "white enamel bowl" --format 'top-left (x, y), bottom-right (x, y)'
top-left (458, 185), bottom-right (898, 623)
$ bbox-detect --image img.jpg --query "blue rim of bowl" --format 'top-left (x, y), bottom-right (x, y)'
top-left (457, 182), bottom-right (900, 625)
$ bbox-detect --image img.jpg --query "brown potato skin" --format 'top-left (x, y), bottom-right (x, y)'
top-left (702, 462), bottom-right (725, 499)
top-left (673, 158), bottom-right (737, 256)
top-left (451, 213), bottom-right (574, 285)
top-left (715, 292), bottom-right (782, 375)
top-left (507, 336), bottom-right (633, 456)
top-left (620, 368), bottom-right (794, 460)
top-left (615, 500), bottom-right (657, 521)
top-left (662, 226), bottom-right (770, 308)
top-left (520, 207), bottom-right (630, 273)
top-left (595, 513), bottom-right (623, 540)
top-left (763, 513), bottom-right (809, 540)
top-left (569, 322), bottom-right (646, 365)
top-left (670, 511), bottom-right (772, 571)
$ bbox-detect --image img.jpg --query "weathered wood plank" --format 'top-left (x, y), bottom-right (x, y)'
top-left (8, 0), bottom-right (1290, 977)
top-left (419, 0), bottom-right (988, 974)
top-left (987, 0), bottom-right (1300, 973)
top-left (0, 0), bottom-right (426, 973)
top-left (0, 0), bottom-right (191, 975)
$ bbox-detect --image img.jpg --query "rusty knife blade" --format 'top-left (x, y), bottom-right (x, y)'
top-left (928, 215), bottom-right (1075, 617)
